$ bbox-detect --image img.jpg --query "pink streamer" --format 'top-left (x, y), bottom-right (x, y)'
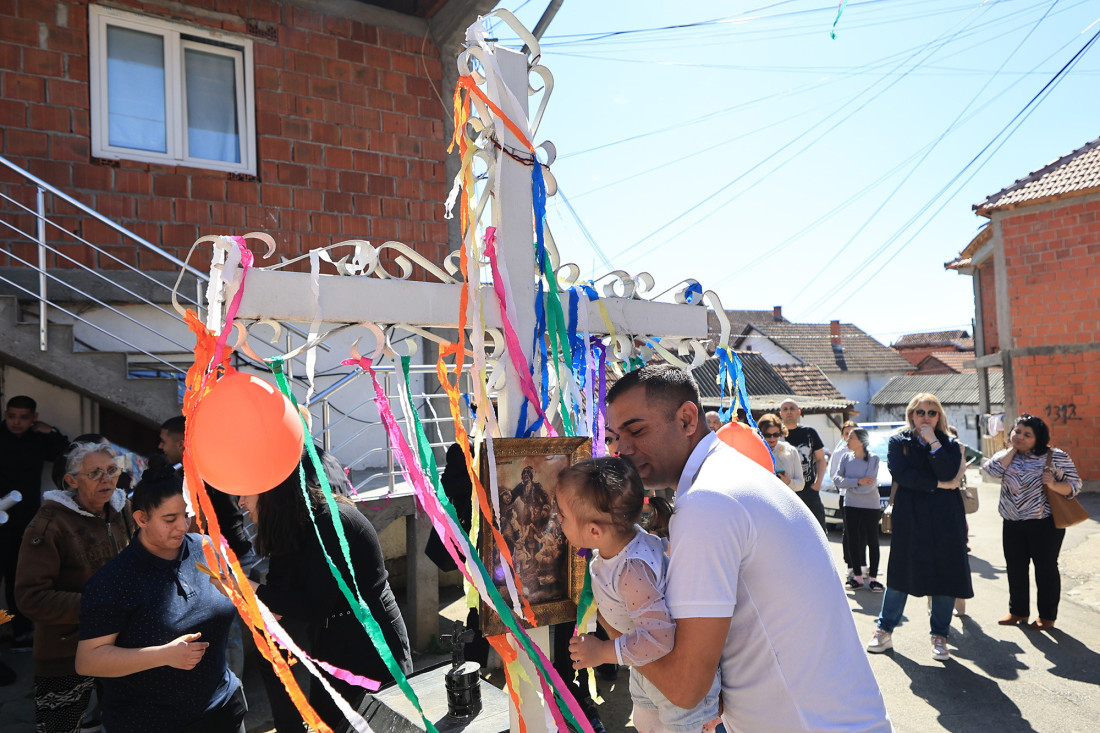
top-left (343, 357), bottom-right (595, 733)
top-left (314, 659), bottom-right (382, 692)
top-left (265, 620), bottom-right (381, 692)
top-left (483, 227), bottom-right (557, 438)
top-left (342, 357), bottom-right (482, 587)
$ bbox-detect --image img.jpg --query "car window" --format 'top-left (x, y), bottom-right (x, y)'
top-left (868, 432), bottom-right (892, 461)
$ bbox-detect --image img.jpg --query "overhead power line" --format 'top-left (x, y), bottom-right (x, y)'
top-left (802, 15), bottom-right (1100, 318)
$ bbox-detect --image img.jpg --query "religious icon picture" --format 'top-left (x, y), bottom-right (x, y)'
top-left (478, 436), bottom-right (591, 636)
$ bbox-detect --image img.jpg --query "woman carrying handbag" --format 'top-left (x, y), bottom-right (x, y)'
top-left (982, 414), bottom-right (1083, 631)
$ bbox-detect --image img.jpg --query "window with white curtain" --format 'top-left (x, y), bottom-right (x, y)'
top-left (89, 6), bottom-right (256, 174)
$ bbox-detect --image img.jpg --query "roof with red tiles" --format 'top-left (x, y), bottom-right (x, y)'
top-left (734, 321), bottom-right (914, 373)
top-left (915, 351), bottom-right (976, 374)
top-left (976, 136), bottom-right (1100, 215)
top-left (893, 330), bottom-right (971, 349)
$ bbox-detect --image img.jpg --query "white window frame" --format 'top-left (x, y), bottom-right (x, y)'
top-left (88, 5), bottom-right (256, 175)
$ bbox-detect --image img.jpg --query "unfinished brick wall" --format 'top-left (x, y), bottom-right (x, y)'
top-left (0, 0), bottom-right (451, 274)
top-left (997, 196), bottom-right (1100, 483)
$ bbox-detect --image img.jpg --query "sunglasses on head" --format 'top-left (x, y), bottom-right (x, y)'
top-left (762, 431), bottom-right (782, 439)
top-left (913, 409), bottom-right (938, 418)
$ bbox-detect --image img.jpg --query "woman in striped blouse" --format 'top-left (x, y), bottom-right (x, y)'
top-left (982, 414), bottom-right (1082, 630)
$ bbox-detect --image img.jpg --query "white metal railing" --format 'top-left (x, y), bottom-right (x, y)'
top-left (0, 155), bottom-right (466, 493)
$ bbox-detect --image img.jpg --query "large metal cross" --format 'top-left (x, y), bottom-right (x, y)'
top-left (229, 19), bottom-right (712, 733)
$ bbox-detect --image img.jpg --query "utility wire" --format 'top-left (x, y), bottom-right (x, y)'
top-left (792, 0), bottom-right (1063, 313)
top-left (609, 0), bottom-right (1000, 270)
top-left (802, 17), bottom-right (1100, 318)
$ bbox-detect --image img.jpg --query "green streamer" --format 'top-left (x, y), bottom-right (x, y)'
top-left (269, 358), bottom-right (437, 733)
top-left (831, 0), bottom-right (849, 39)
top-left (540, 266), bottom-right (576, 437)
top-left (398, 356), bottom-right (585, 732)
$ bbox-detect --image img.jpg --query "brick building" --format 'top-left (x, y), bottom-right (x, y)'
top-left (1, 0), bottom-right (493, 273)
top-left (0, 0), bottom-right (493, 427)
top-left (947, 136), bottom-right (1100, 489)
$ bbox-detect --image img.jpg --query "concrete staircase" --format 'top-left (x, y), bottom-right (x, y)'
top-left (0, 296), bottom-right (180, 426)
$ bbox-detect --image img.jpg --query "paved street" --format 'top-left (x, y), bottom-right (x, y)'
top-left (850, 471), bottom-right (1100, 733)
top-left (3, 469), bottom-right (1099, 731)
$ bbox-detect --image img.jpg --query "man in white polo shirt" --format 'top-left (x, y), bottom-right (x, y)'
top-left (604, 364), bottom-right (891, 733)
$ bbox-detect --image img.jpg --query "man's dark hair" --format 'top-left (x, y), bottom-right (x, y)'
top-left (606, 363), bottom-right (703, 420)
top-left (160, 415), bottom-right (186, 436)
top-left (6, 395), bottom-right (36, 412)
top-left (132, 456), bottom-right (184, 513)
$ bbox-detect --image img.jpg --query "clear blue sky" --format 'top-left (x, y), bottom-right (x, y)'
top-left (485, 0), bottom-right (1100, 345)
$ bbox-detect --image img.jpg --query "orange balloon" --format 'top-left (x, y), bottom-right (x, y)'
top-left (189, 371), bottom-right (305, 496)
top-left (716, 422), bottom-right (774, 472)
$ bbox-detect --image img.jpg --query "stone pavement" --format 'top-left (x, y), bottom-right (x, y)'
top-left (3, 469), bottom-right (1098, 731)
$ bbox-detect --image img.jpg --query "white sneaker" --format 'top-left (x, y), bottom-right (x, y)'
top-left (866, 628), bottom-right (893, 653)
top-left (931, 635), bottom-right (950, 661)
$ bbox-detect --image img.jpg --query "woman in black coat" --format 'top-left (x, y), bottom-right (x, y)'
top-left (239, 452), bottom-right (412, 732)
top-left (865, 393), bottom-right (971, 663)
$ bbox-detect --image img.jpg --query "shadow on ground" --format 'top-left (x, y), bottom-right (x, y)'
top-left (889, 651), bottom-right (1039, 732)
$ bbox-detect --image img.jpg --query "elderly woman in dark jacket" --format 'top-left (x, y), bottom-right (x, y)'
top-left (865, 393), bottom-right (971, 663)
top-left (15, 441), bottom-right (134, 733)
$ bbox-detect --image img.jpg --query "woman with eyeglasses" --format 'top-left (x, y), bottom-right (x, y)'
top-left (756, 413), bottom-right (805, 492)
top-left (982, 414), bottom-right (1081, 630)
top-left (865, 393), bottom-right (971, 663)
top-left (15, 441), bottom-right (135, 733)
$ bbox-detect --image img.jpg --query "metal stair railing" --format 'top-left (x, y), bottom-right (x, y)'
top-left (307, 360), bottom-right (473, 496)
top-left (0, 154), bottom-right (325, 383)
top-left (0, 155), bottom-right (470, 494)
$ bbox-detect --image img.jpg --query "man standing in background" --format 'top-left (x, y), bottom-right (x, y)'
top-left (780, 398), bottom-right (827, 532)
top-left (0, 396), bottom-right (69, 648)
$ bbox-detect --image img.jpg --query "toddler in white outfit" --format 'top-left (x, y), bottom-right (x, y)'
top-left (559, 457), bottom-right (720, 733)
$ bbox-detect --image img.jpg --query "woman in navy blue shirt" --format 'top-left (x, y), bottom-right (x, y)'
top-left (75, 464), bottom-right (244, 733)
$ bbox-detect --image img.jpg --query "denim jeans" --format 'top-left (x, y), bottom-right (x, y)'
top-left (876, 587), bottom-right (955, 637)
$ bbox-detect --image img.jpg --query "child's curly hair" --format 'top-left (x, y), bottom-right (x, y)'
top-left (555, 456), bottom-right (644, 536)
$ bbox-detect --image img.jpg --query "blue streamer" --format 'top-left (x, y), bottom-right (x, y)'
top-left (716, 348), bottom-right (735, 423)
top-left (520, 162), bottom-right (553, 438)
top-left (718, 347), bottom-right (758, 429)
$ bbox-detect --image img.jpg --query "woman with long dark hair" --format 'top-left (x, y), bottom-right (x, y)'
top-left (982, 414), bottom-right (1081, 630)
top-left (833, 428), bottom-right (883, 592)
top-left (238, 451), bottom-right (412, 732)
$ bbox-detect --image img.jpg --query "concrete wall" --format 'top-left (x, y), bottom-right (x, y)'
top-left (828, 370), bottom-right (908, 422)
top-left (978, 263), bottom-right (999, 355)
top-left (742, 331), bottom-right (799, 364)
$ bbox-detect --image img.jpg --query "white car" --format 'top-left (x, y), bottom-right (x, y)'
top-left (821, 422), bottom-right (905, 529)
